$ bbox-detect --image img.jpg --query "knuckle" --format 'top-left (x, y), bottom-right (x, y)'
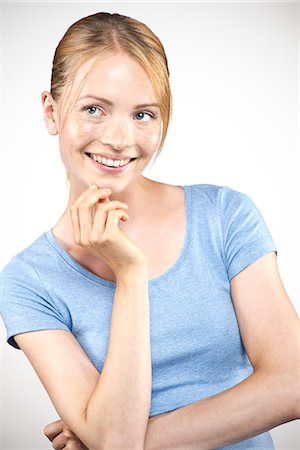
top-left (63, 429), bottom-right (73, 439)
top-left (80, 237), bottom-right (91, 247)
top-left (101, 232), bottom-right (110, 243)
top-left (84, 199), bottom-right (95, 209)
top-left (80, 197), bottom-right (97, 209)
top-left (96, 202), bottom-right (105, 212)
top-left (107, 209), bottom-right (117, 216)
top-left (90, 234), bottom-right (99, 245)
top-left (74, 234), bottom-right (81, 245)
top-left (112, 209), bottom-right (124, 219)
top-left (102, 231), bottom-right (115, 243)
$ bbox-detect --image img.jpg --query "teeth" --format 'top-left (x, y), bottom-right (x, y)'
top-left (89, 154), bottom-right (132, 167)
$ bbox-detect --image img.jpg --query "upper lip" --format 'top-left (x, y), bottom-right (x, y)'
top-left (86, 152), bottom-right (136, 160)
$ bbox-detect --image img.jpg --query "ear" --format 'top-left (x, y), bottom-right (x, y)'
top-left (41, 91), bottom-right (60, 135)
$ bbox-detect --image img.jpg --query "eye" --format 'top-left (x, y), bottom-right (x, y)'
top-left (134, 111), bottom-right (154, 122)
top-left (82, 105), bottom-right (103, 117)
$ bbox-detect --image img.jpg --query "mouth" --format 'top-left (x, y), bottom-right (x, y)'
top-left (85, 152), bottom-right (137, 168)
top-left (85, 153), bottom-right (137, 174)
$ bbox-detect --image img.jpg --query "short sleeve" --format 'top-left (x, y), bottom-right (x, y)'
top-left (220, 187), bottom-right (277, 281)
top-left (0, 256), bottom-right (70, 349)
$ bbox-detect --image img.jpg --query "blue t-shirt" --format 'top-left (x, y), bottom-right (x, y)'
top-left (0, 184), bottom-right (277, 449)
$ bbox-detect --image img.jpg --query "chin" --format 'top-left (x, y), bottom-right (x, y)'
top-left (87, 177), bottom-right (133, 195)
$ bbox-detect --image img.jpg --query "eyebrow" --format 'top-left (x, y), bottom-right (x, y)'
top-left (77, 95), bottom-right (160, 109)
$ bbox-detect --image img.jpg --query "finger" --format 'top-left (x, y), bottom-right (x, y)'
top-left (73, 186), bottom-right (111, 208)
top-left (52, 441), bottom-right (66, 450)
top-left (44, 419), bottom-right (64, 441)
top-left (65, 442), bottom-right (87, 450)
top-left (90, 203), bottom-right (128, 243)
top-left (105, 209), bottom-right (129, 233)
top-left (120, 212), bottom-right (130, 222)
top-left (52, 437), bottom-right (66, 450)
top-left (74, 189), bottom-right (113, 246)
top-left (70, 205), bottom-right (81, 244)
top-left (51, 428), bottom-right (74, 449)
top-left (71, 186), bottom-right (107, 244)
top-left (71, 186), bottom-right (111, 231)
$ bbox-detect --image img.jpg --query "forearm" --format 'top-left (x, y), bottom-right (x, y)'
top-left (145, 369), bottom-right (298, 450)
top-left (83, 268), bottom-right (151, 450)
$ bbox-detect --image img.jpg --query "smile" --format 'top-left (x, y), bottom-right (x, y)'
top-left (86, 153), bottom-right (136, 168)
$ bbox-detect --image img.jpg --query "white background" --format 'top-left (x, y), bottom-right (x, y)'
top-left (0, 1), bottom-right (299, 448)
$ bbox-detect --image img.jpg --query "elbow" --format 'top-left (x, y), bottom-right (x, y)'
top-left (80, 403), bottom-right (147, 450)
top-left (99, 426), bottom-right (146, 450)
top-left (294, 398), bottom-right (300, 421)
top-left (286, 357), bottom-right (300, 420)
top-left (264, 363), bottom-right (300, 421)
top-left (80, 420), bottom-right (145, 450)
top-left (292, 372), bottom-right (300, 420)
top-left (279, 369), bottom-right (300, 421)
top-left (254, 359), bottom-right (300, 422)
top-left (88, 436), bottom-right (144, 450)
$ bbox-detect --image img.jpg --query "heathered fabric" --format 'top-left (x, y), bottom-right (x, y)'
top-left (0, 184), bottom-right (277, 449)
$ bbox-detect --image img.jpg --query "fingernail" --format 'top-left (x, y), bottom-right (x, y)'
top-left (121, 203), bottom-right (128, 208)
top-left (104, 188), bottom-right (111, 194)
top-left (89, 184), bottom-right (97, 190)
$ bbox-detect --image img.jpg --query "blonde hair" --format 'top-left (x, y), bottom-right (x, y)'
top-left (50, 12), bottom-right (172, 157)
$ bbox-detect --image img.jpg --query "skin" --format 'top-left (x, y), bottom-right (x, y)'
top-left (43, 51), bottom-right (163, 203)
top-left (39, 50), bottom-right (184, 449)
top-left (42, 51), bottom-right (185, 282)
top-left (21, 51), bottom-right (300, 449)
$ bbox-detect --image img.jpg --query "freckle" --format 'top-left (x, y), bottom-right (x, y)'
top-left (82, 123), bottom-right (94, 134)
top-left (67, 122), bottom-right (94, 138)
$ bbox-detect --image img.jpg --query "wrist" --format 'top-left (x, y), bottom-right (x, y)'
top-left (115, 262), bottom-right (149, 284)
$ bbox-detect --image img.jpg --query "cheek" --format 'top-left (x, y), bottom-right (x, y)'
top-left (59, 118), bottom-right (162, 158)
top-left (135, 123), bottom-right (162, 155)
top-left (60, 122), bottom-right (95, 148)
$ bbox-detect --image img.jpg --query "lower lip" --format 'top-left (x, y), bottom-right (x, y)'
top-left (88, 156), bottom-right (133, 174)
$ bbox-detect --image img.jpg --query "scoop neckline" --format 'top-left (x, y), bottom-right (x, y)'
top-left (45, 184), bottom-right (193, 288)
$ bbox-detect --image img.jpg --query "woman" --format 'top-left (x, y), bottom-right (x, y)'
top-left (0, 11), bottom-right (299, 450)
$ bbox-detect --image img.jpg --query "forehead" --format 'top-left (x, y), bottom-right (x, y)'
top-left (60, 52), bottom-right (157, 112)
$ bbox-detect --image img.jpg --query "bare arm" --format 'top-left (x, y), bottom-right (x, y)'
top-left (83, 268), bottom-right (151, 449)
top-left (144, 252), bottom-right (300, 449)
top-left (15, 186), bottom-right (152, 450)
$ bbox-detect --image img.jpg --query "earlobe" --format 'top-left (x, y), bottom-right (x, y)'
top-left (41, 91), bottom-right (59, 135)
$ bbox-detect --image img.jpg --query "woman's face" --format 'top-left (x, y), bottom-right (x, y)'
top-left (54, 52), bottom-right (163, 196)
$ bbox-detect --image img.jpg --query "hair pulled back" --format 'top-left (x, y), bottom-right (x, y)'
top-left (51, 12), bottom-right (172, 155)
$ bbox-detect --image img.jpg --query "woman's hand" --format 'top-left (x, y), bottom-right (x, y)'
top-left (44, 419), bottom-right (88, 449)
top-left (70, 185), bottom-right (148, 279)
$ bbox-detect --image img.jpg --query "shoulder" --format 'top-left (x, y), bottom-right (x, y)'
top-left (162, 182), bottom-right (260, 222)
top-left (183, 183), bottom-right (255, 216)
top-left (187, 183), bottom-right (250, 203)
top-left (0, 232), bottom-right (71, 349)
top-left (151, 181), bottom-right (249, 209)
top-left (1, 232), bottom-right (50, 277)
top-left (0, 231), bottom-right (55, 297)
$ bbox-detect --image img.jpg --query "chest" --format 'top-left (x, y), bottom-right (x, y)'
top-left (71, 198), bottom-right (186, 282)
top-left (55, 257), bottom-right (246, 384)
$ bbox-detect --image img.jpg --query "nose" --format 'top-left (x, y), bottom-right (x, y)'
top-left (99, 116), bottom-right (134, 151)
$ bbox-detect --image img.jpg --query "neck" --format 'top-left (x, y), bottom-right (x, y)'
top-left (52, 176), bottom-right (161, 243)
